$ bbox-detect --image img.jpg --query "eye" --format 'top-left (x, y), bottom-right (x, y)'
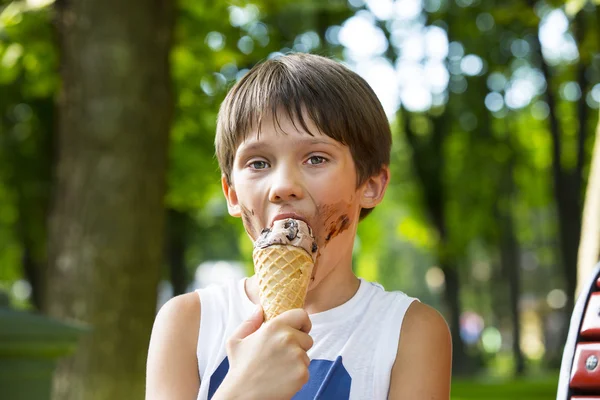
top-left (248, 160), bottom-right (270, 170)
top-left (306, 155), bottom-right (327, 165)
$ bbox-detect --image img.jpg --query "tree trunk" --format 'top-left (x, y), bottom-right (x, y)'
top-left (19, 98), bottom-right (56, 312)
top-left (531, 24), bottom-right (581, 355)
top-left (534, 13), bottom-right (587, 366)
top-left (46, 0), bottom-right (174, 398)
top-left (440, 263), bottom-right (468, 374)
top-left (167, 208), bottom-right (189, 296)
top-left (0, 79), bottom-right (54, 311)
top-left (20, 236), bottom-right (44, 310)
top-left (578, 111), bottom-right (600, 290)
top-left (497, 159), bottom-right (525, 376)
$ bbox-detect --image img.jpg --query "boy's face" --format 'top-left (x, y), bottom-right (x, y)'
top-left (222, 111), bottom-right (389, 289)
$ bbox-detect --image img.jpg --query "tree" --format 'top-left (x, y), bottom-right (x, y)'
top-left (44, 0), bottom-right (175, 398)
top-left (495, 151), bottom-right (526, 376)
top-left (529, 5), bottom-right (583, 319)
top-left (0, 1), bottom-right (59, 310)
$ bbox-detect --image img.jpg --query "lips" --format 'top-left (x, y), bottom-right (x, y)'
top-left (270, 212), bottom-right (310, 228)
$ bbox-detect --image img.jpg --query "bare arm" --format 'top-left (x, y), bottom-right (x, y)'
top-left (146, 292), bottom-right (201, 400)
top-left (388, 301), bottom-right (452, 399)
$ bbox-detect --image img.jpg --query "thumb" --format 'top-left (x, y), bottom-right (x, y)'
top-left (231, 305), bottom-right (264, 340)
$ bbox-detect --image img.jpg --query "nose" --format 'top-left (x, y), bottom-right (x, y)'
top-left (268, 164), bottom-right (304, 203)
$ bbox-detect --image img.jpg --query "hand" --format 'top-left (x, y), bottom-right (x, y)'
top-left (214, 306), bottom-right (313, 400)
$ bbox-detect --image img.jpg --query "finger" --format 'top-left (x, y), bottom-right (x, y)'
top-left (230, 305), bottom-right (264, 341)
top-left (292, 346), bottom-right (311, 367)
top-left (302, 351), bottom-right (310, 368)
top-left (295, 331), bottom-right (314, 352)
top-left (275, 308), bottom-right (312, 334)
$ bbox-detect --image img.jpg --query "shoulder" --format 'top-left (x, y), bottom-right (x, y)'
top-left (400, 301), bottom-right (451, 345)
top-left (388, 301), bottom-right (452, 399)
top-left (150, 292), bottom-right (201, 348)
top-left (145, 292), bottom-right (201, 399)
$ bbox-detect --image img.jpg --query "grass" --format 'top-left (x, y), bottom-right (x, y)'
top-left (451, 376), bottom-right (559, 399)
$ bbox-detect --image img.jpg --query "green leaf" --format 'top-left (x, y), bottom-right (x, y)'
top-left (565, 0), bottom-right (587, 16)
top-left (355, 253), bottom-right (379, 282)
top-left (396, 216), bottom-right (437, 250)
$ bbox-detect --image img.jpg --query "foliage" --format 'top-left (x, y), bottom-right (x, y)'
top-left (0, 2), bottom-right (56, 287)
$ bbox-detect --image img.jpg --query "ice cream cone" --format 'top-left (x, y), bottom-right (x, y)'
top-left (253, 244), bottom-right (314, 320)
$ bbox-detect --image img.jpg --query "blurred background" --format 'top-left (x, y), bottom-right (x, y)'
top-left (1, 0), bottom-right (599, 398)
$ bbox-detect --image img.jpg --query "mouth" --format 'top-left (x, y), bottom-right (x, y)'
top-left (270, 212), bottom-right (310, 228)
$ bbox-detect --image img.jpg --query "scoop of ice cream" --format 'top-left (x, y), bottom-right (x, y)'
top-left (254, 218), bottom-right (318, 262)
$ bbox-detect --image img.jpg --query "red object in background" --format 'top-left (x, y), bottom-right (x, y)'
top-left (596, 276), bottom-right (600, 288)
top-left (571, 343), bottom-right (600, 390)
top-left (581, 294), bottom-right (600, 339)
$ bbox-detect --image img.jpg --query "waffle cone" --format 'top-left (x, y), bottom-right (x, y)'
top-left (253, 244), bottom-right (314, 321)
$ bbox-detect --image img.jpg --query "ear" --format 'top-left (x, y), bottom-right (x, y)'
top-left (359, 166), bottom-right (390, 209)
top-left (222, 175), bottom-right (242, 217)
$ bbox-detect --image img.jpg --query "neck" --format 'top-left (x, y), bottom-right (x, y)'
top-left (304, 270), bottom-right (360, 314)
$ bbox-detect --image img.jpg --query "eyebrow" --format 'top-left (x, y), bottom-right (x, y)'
top-left (238, 138), bottom-right (341, 154)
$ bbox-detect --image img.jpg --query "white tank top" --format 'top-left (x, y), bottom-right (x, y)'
top-left (195, 278), bottom-right (417, 400)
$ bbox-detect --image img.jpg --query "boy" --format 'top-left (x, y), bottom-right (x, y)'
top-left (146, 53), bottom-right (452, 399)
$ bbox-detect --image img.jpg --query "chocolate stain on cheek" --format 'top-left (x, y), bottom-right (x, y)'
top-left (308, 202), bottom-right (354, 285)
top-left (241, 206), bottom-right (260, 240)
top-left (324, 215), bottom-right (351, 242)
top-left (314, 201), bottom-right (354, 248)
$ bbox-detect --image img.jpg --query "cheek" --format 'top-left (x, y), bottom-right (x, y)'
top-left (313, 196), bottom-right (358, 249)
top-left (232, 177), bottom-right (262, 207)
top-left (311, 175), bottom-right (353, 200)
top-left (241, 206), bottom-right (261, 240)
top-left (235, 174), bottom-right (269, 203)
top-left (233, 177), bottom-right (265, 241)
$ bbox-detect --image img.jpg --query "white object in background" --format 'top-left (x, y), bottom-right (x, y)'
top-left (191, 260), bottom-right (247, 291)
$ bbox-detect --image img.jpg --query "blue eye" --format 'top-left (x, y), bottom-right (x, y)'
top-left (306, 156), bottom-right (327, 165)
top-left (249, 160), bottom-right (269, 170)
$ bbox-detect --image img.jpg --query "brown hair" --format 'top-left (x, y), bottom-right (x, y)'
top-left (215, 53), bottom-right (391, 219)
